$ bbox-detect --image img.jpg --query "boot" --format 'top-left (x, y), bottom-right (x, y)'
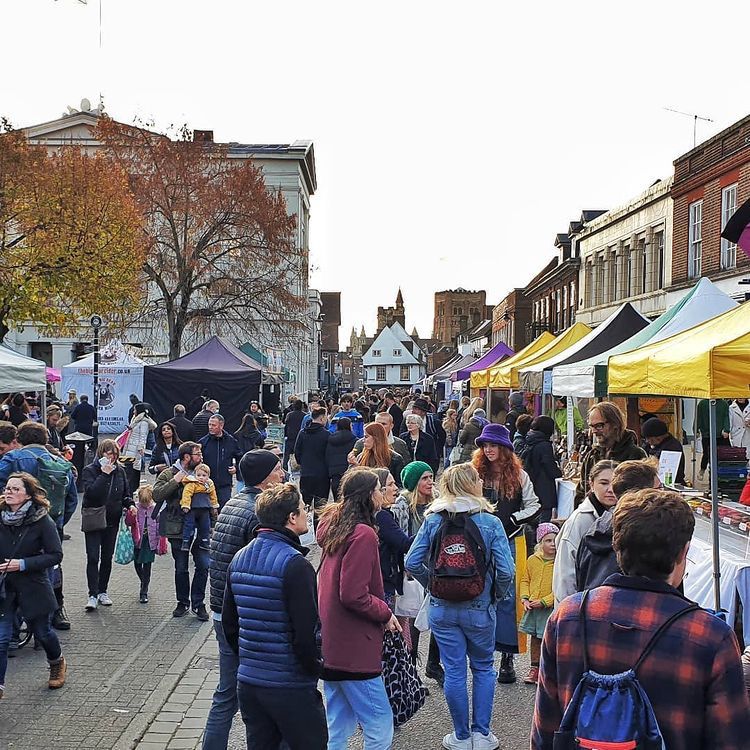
top-left (497, 652), bottom-right (516, 684)
top-left (52, 606), bottom-right (71, 631)
top-left (48, 656), bottom-right (67, 689)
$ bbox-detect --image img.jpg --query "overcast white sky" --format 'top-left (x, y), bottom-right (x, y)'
top-left (3, 1), bottom-right (749, 344)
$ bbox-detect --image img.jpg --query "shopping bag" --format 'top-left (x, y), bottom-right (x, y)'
top-left (114, 515), bottom-right (135, 565)
top-left (381, 630), bottom-right (428, 727)
top-left (394, 577), bottom-right (424, 618)
top-left (555, 479), bottom-right (576, 520)
top-left (298, 508), bottom-right (316, 547)
top-left (115, 428), bottom-right (131, 450)
top-left (414, 594), bottom-right (430, 632)
top-left (449, 445), bottom-right (461, 465)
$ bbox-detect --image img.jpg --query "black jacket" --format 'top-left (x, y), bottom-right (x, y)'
top-left (388, 403), bottom-right (404, 435)
top-left (645, 434), bottom-right (686, 485)
top-left (376, 508), bottom-right (414, 595)
top-left (82, 461), bottom-right (134, 527)
top-left (423, 413), bottom-right (447, 454)
top-left (148, 441), bottom-right (180, 475)
top-left (521, 430), bottom-right (562, 511)
top-left (199, 432), bottom-right (243, 490)
top-left (294, 422), bottom-right (330, 479)
top-left (575, 511), bottom-right (619, 592)
top-left (234, 429), bottom-right (265, 456)
top-left (169, 414), bottom-right (195, 443)
top-left (325, 430), bottom-right (357, 476)
top-left (284, 409), bottom-right (305, 445)
top-left (400, 431), bottom-right (439, 475)
top-left (0, 503), bottom-right (62, 620)
top-left (209, 486), bottom-right (261, 613)
top-left (71, 401), bottom-right (96, 435)
top-left (192, 409), bottom-right (213, 440)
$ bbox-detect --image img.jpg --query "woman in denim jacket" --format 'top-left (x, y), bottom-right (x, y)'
top-left (405, 463), bottom-right (514, 750)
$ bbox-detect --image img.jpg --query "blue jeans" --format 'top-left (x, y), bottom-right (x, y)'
top-left (323, 677), bottom-right (394, 750)
top-left (182, 507), bottom-right (211, 545)
top-left (169, 538), bottom-right (209, 608)
top-left (429, 600), bottom-right (497, 740)
top-left (202, 619), bottom-right (239, 750)
top-left (0, 611), bottom-right (62, 684)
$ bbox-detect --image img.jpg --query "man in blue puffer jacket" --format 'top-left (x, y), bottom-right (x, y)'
top-left (223, 482), bottom-right (326, 749)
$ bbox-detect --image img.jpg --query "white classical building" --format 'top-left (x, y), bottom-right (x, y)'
top-left (576, 178), bottom-right (673, 326)
top-left (362, 323), bottom-right (426, 387)
top-left (5, 103), bottom-right (320, 397)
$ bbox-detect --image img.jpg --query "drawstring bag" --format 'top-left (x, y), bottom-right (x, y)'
top-left (381, 630), bottom-right (427, 727)
top-left (114, 515), bottom-right (135, 565)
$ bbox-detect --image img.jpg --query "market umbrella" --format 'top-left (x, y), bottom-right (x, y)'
top-left (721, 197), bottom-right (750, 258)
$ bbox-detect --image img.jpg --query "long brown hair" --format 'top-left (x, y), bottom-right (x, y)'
top-left (471, 444), bottom-right (522, 498)
top-left (318, 467), bottom-right (379, 555)
top-left (1, 471), bottom-right (50, 510)
top-left (359, 422), bottom-right (392, 469)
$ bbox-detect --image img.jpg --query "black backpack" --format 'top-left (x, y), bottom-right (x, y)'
top-left (427, 511), bottom-right (491, 602)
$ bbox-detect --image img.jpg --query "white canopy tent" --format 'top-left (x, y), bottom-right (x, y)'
top-left (0, 345), bottom-right (47, 392)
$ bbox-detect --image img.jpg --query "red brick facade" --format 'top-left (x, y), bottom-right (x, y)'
top-left (672, 115), bottom-right (750, 286)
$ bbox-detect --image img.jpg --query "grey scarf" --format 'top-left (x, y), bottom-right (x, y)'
top-left (1, 501), bottom-right (32, 526)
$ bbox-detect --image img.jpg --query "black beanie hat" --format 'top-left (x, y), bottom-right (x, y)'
top-left (641, 417), bottom-right (668, 438)
top-left (239, 449), bottom-right (280, 487)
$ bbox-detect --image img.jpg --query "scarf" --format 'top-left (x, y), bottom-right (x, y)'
top-left (1, 500), bottom-right (32, 526)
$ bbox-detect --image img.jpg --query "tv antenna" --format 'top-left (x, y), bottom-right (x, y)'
top-left (664, 107), bottom-right (714, 149)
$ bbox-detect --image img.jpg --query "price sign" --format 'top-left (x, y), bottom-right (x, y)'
top-left (723, 517), bottom-right (732, 526)
top-left (696, 507), bottom-right (704, 515)
top-left (739, 523), bottom-right (747, 532)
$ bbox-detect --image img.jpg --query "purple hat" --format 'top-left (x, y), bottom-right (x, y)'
top-left (475, 423), bottom-right (513, 451)
top-left (536, 522), bottom-right (559, 543)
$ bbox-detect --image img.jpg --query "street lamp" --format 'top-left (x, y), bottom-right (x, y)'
top-left (90, 315), bottom-right (102, 442)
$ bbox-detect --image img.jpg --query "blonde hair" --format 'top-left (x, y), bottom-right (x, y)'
top-left (194, 463), bottom-right (211, 476)
top-left (431, 463), bottom-right (495, 514)
top-left (461, 396), bottom-right (484, 427)
top-left (137, 485), bottom-right (154, 507)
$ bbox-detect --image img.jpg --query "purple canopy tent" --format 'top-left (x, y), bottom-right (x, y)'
top-left (452, 341), bottom-right (514, 381)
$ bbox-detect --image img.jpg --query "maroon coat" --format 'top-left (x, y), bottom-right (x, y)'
top-left (317, 521), bottom-right (392, 675)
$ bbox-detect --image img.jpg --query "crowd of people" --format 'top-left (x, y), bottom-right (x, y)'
top-left (0, 385), bottom-right (749, 750)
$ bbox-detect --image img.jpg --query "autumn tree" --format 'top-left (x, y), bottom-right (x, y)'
top-left (0, 126), bottom-right (144, 341)
top-left (96, 118), bottom-right (306, 359)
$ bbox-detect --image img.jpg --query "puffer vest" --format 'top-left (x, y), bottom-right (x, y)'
top-left (229, 530), bottom-right (316, 689)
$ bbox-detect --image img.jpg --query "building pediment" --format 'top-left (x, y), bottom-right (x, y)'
top-left (23, 111), bottom-right (101, 146)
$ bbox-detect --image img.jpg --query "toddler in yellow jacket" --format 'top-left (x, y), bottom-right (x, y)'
top-left (519, 522), bottom-right (558, 684)
top-left (180, 463), bottom-right (219, 551)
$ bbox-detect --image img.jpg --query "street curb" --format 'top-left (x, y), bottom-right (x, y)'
top-left (112, 619), bottom-right (213, 750)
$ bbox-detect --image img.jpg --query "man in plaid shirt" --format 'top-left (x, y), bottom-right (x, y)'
top-left (532, 489), bottom-right (750, 750)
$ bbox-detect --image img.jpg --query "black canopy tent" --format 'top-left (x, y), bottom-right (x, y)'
top-left (143, 336), bottom-right (262, 432)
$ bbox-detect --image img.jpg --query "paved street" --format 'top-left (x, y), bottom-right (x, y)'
top-left (0, 500), bottom-right (212, 750)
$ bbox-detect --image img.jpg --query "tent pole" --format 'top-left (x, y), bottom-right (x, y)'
top-left (709, 400), bottom-right (721, 612)
top-left (692, 398), bottom-right (698, 486)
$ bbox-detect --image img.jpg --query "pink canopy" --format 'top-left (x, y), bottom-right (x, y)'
top-left (46, 367), bottom-right (61, 383)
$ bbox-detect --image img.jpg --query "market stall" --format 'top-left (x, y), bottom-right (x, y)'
top-left (452, 341), bottom-right (514, 382)
top-left (470, 332), bottom-right (555, 392)
top-left (608, 301), bottom-right (750, 614)
top-left (0, 345), bottom-right (47, 393)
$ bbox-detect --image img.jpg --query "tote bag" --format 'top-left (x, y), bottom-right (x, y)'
top-left (381, 630), bottom-right (428, 727)
top-left (114, 515), bottom-right (135, 565)
top-left (394, 577), bottom-right (425, 618)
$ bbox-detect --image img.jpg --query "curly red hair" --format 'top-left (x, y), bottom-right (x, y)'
top-left (471, 445), bottom-right (523, 499)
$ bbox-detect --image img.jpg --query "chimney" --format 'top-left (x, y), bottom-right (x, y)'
top-left (193, 129), bottom-right (214, 143)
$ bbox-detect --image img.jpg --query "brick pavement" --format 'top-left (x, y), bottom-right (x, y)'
top-left (0, 501), bottom-right (213, 750)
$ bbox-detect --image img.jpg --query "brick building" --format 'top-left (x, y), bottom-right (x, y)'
top-left (669, 114), bottom-right (750, 303)
top-left (491, 288), bottom-right (532, 351)
top-left (376, 289), bottom-right (406, 333)
top-left (432, 288), bottom-right (488, 344)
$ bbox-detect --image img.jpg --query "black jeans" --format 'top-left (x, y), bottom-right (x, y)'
top-left (124, 463), bottom-right (141, 495)
top-left (409, 626), bottom-right (441, 669)
top-left (134, 560), bottom-right (152, 594)
top-left (169, 538), bottom-right (209, 608)
top-left (182, 507), bottom-right (211, 545)
top-left (237, 680), bottom-right (327, 750)
top-left (84, 525), bottom-right (118, 597)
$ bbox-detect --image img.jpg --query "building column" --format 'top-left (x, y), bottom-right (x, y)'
top-left (615, 241), bottom-right (626, 300)
top-left (601, 252), bottom-right (611, 306)
top-left (630, 234), bottom-right (642, 297)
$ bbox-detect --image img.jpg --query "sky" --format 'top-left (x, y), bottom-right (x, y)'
top-left (3, 0), bottom-right (749, 345)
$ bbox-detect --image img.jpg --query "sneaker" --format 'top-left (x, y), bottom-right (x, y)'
top-left (524, 666), bottom-right (539, 684)
top-left (7, 638), bottom-right (19, 652)
top-left (472, 731), bottom-right (500, 750)
top-left (97, 592), bottom-right (113, 606)
top-left (172, 602), bottom-right (189, 618)
top-left (442, 732), bottom-right (472, 750)
top-left (139, 591), bottom-right (149, 604)
top-left (52, 606), bottom-right (71, 631)
top-left (0, 684), bottom-right (4, 699)
top-left (425, 662), bottom-right (445, 688)
top-left (180, 539), bottom-right (191, 552)
top-left (48, 657), bottom-right (67, 689)
top-left (85, 596), bottom-right (98, 611)
top-left (192, 604), bottom-right (209, 621)
top-left (497, 652), bottom-right (516, 684)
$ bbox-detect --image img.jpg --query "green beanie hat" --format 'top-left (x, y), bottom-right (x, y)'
top-left (400, 461), bottom-right (433, 492)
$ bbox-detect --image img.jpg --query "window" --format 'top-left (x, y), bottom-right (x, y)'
top-left (721, 184), bottom-right (738, 270)
top-left (655, 230), bottom-right (665, 289)
top-left (400, 365), bottom-right (410, 381)
top-left (376, 365), bottom-right (386, 381)
top-left (345, 366), bottom-right (350, 375)
top-left (555, 289), bottom-right (562, 330)
top-left (372, 349), bottom-right (381, 357)
top-left (569, 280), bottom-right (576, 323)
top-left (639, 238), bottom-right (647, 294)
top-left (393, 348), bottom-right (402, 356)
top-left (688, 200), bottom-right (702, 278)
top-left (562, 285), bottom-right (568, 328)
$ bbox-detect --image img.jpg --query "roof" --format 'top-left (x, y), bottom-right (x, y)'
top-left (149, 336), bottom-right (262, 373)
top-left (581, 209), bottom-right (608, 223)
top-left (453, 341), bottom-right (514, 381)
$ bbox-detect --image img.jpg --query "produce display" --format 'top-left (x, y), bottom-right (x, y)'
top-left (686, 497), bottom-right (750, 534)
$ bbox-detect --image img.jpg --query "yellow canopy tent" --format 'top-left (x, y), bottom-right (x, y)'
top-left (489, 322), bottom-right (591, 390)
top-left (470, 332), bottom-right (554, 390)
top-left (608, 301), bottom-right (750, 612)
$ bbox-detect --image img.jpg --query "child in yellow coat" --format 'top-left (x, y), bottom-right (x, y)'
top-left (180, 463), bottom-right (219, 551)
top-left (519, 522), bottom-right (558, 684)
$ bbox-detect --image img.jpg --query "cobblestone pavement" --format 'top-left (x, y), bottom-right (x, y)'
top-left (0, 501), bottom-right (213, 750)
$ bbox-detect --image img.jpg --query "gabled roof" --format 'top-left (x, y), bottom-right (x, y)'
top-left (149, 336), bottom-right (262, 373)
top-left (581, 209), bottom-right (608, 223)
top-left (362, 324), bottom-right (421, 365)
